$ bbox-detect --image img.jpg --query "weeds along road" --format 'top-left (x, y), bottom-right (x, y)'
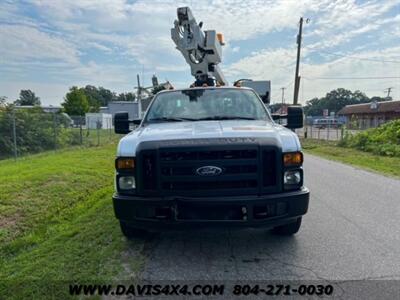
top-left (139, 154), bottom-right (400, 281)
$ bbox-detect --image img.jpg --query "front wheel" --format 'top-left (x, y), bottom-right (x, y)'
top-left (119, 221), bottom-right (148, 239)
top-left (272, 217), bottom-right (302, 235)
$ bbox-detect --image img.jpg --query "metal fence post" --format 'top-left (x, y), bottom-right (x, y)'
top-left (79, 117), bottom-right (83, 145)
top-left (109, 118), bottom-right (112, 140)
top-left (341, 125), bottom-right (344, 141)
top-left (97, 117), bottom-right (100, 146)
top-left (327, 122), bottom-right (330, 141)
top-left (12, 109), bottom-right (17, 161)
top-left (53, 112), bottom-right (57, 151)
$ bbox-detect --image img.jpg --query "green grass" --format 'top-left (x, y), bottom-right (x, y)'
top-left (0, 143), bottom-right (144, 299)
top-left (301, 138), bottom-right (400, 178)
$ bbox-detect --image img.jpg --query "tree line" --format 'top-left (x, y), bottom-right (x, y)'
top-left (62, 86), bottom-right (136, 115)
top-left (302, 88), bottom-right (391, 116)
top-left (2, 87), bottom-right (392, 117)
top-left (2, 86), bottom-right (136, 116)
top-left (270, 88), bottom-right (391, 116)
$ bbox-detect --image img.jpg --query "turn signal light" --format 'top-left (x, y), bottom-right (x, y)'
top-left (116, 158), bottom-right (135, 170)
top-left (283, 152), bottom-right (303, 167)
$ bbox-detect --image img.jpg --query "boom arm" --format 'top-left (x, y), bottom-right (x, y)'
top-left (171, 7), bottom-right (228, 86)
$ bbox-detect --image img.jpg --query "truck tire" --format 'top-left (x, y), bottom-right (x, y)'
top-left (272, 217), bottom-right (302, 235)
top-left (120, 221), bottom-right (148, 239)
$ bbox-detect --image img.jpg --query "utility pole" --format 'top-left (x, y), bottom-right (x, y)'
top-left (384, 87), bottom-right (393, 99)
top-left (281, 87), bottom-right (286, 106)
top-left (137, 74), bottom-right (141, 101)
top-left (293, 17), bottom-right (304, 105)
top-left (137, 74), bottom-right (143, 118)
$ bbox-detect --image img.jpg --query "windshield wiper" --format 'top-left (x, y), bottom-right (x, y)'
top-left (195, 115), bottom-right (256, 121)
top-left (147, 117), bottom-right (197, 122)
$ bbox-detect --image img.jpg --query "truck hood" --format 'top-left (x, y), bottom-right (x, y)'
top-left (117, 120), bottom-right (301, 156)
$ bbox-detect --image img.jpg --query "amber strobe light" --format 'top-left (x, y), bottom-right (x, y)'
top-left (283, 152), bottom-right (303, 167)
top-left (217, 33), bottom-right (225, 45)
top-left (116, 158), bottom-right (135, 170)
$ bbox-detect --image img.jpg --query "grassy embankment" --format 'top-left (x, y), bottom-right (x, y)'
top-left (301, 138), bottom-right (400, 178)
top-left (0, 142), bottom-right (144, 299)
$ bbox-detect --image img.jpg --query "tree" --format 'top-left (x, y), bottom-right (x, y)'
top-left (62, 87), bottom-right (89, 116)
top-left (152, 85), bottom-right (166, 95)
top-left (97, 87), bottom-right (116, 106)
top-left (370, 96), bottom-right (391, 102)
top-left (117, 92), bottom-right (136, 101)
top-left (14, 90), bottom-right (41, 106)
top-left (0, 96), bottom-right (6, 108)
top-left (303, 88), bottom-right (379, 116)
top-left (82, 85), bottom-right (117, 110)
top-left (82, 85), bottom-right (101, 112)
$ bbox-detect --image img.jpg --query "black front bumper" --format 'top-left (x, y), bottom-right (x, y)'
top-left (113, 187), bottom-right (309, 231)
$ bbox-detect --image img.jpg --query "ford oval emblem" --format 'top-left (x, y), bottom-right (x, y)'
top-left (196, 166), bottom-right (223, 176)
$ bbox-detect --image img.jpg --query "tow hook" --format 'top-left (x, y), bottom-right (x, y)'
top-left (172, 203), bottom-right (178, 220)
top-left (242, 206), bottom-right (248, 221)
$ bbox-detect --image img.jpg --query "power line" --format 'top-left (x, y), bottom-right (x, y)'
top-left (316, 49), bottom-right (400, 64)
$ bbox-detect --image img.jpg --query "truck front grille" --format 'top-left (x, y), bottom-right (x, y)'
top-left (262, 150), bottom-right (277, 187)
top-left (137, 144), bottom-right (279, 197)
top-left (141, 151), bottom-right (157, 191)
top-left (160, 148), bottom-right (259, 196)
top-left (137, 145), bottom-right (280, 196)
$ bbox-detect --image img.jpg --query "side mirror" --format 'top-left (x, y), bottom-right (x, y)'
top-left (286, 106), bottom-right (304, 129)
top-left (114, 112), bottom-right (130, 134)
top-left (114, 112), bottom-right (142, 134)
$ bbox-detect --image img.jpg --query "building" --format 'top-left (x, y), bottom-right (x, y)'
top-left (337, 100), bottom-right (400, 129)
top-left (85, 113), bottom-right (112, 129)
top-left (100, 102), bottom-right (140, 119)
top-left (13, 105), bottom-right (61, 113)
top-left (100, 97), bottom-right (158, 120)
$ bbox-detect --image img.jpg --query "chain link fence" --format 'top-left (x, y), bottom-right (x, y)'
top-left (0, 109), bottom-right (119, 160)
top-left (297, 125), bottom-right (343, 141)
top-left (296, 125), bottom-right (364, 141)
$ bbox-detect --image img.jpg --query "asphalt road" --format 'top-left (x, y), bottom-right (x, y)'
top-left (136, 154), bottom-right (400, 296)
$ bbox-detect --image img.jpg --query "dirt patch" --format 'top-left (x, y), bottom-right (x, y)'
top-left (0, 212), bottom-right (22, 228)
top-left (41, 176), bottom-right (69, 188)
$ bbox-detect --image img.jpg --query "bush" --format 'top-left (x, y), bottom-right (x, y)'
top-left (0, 108), bottom-right (80, 158)
top-left (339, 120), bottom-right (400, 157)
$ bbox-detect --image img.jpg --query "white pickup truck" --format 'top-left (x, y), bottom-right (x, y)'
top-left (113, 87), bottom-right (309, 238)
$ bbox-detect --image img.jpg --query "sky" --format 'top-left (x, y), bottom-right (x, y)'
top-left (0, 0), bottom-right (399, 106)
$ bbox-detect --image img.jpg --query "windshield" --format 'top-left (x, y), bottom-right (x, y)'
top-left (145, 88), bottom-right (270, 123)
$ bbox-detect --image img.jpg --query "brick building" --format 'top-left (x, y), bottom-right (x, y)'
top-left (337, 100), bottom-right (400, 129)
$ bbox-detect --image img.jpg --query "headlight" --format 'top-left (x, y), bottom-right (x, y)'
top-left (284, 170), bottom-right (301, 184)
top-left (284, 170), bottom-right (302, 190)
top-left (116, 157), bottom-right (136, 193)
top-left (118, 176), bottom-right (136, 190)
